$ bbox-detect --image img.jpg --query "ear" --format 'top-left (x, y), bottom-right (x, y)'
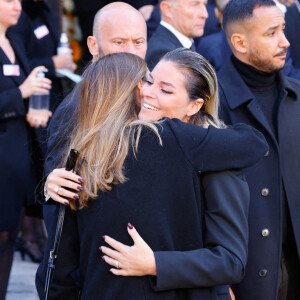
top-left (187, 98), bottom-right (204, 117)
top-left (87, 36), bottom-right (99, 59)
top-left (160, 1), bottom-right (173, 20)
top-left (231, 33), bottom-right (247, 54)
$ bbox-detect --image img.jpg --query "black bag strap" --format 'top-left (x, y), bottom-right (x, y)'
top-left (44, 204), bottom-right (66, 299)
top-left (44, 149), bottom-right (80, 300)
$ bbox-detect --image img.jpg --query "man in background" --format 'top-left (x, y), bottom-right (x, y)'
top-left (146, 0), bottom-right (208, 70)
top-left (218, 0), bottom-right (300, 299)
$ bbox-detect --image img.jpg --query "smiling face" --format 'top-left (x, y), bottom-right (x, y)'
top-left (138, 60), bottom-right (202, 122)
top-left (0, 0), bottom-right (21, 30)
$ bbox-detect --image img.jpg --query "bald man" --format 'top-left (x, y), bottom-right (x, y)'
top-left (35, 4), bottom-right (147, 294)
top-left (87, 2), bottom-right (147, 61)
top-left (44, 2), bottom-right (147, 178)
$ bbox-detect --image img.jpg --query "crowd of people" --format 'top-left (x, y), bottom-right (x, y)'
top-left (0, 0), bottom-right (299, 299)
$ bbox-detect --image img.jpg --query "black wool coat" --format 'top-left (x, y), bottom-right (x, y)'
top-left (218, 56), bottom-right (300, 300)
top-left (36, 118), bottom-right (268, 300)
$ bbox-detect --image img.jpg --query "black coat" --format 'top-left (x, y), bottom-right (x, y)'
top-left (36, 118), bottom-right (268, 299)
top-left (0, 31), bottom-right (37, 230)
top-left (146, 24), bottom-right (184, 71)
top-left (218, 57), bottom-right (300, 300)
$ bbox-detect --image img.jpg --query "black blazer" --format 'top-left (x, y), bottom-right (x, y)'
top-left (0, 31), bottom-right (34, 230)
top-left (36, 118), bottom-right (268, 300)
top-left (146, 24), bottom-right (184, 70)
top-left (218, 56), bottom-right (300, 300)
top-left (11, 1), bottom-right (63, 113)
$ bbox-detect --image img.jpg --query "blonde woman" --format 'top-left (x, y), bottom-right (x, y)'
top-left (37, 50), bottom-right (267, 299)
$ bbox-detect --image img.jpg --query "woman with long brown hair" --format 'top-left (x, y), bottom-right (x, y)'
top-left (37, 50), bottom-right (267, 299)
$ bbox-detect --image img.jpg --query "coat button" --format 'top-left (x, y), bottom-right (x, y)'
top-left (264, 150), bottom-right (269, 157)
top-left (259, 269), bottom-right (268, 277)
top-left (261, 229), bottom-right (270, 237)
top-left (261, 188), bottom-right (269, 196)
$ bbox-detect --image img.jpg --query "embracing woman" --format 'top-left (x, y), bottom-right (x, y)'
top-left (36, 49), bottom-right (268, 300)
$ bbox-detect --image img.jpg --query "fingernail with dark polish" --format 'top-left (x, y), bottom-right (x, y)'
top-left (128, 222), bottom-right (133, 229)
top-left (101, 256), bottom-right (105, 261)
top-left (74, 195), bottom-right (80, 199)
top-left (78, 177), bottom-right (84, 183)
top-left (102, 235), bottom-right (106, 240)
top-left (77, 186), bottom-right (83, 191)
top-left (99, 246), bottom-right (102, 251)
top-left (64, 201), bottom-right (70, 206)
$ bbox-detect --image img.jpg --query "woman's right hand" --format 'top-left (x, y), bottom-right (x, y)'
top-left (19, 66), bottom-right (52, 99)
top-left (45, 168), bottom-right (84, 205)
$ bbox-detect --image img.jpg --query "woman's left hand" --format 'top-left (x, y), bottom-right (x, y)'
top-left (100, 223), bottom-right (157, 276)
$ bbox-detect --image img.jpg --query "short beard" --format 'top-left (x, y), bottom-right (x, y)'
top-left (248, 48), bottom-right (285, 73)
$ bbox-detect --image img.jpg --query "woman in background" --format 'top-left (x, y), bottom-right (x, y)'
top-left (0, 0), bottom-right (51, 298)
top-left (10, 0), bottom-right (76, 264)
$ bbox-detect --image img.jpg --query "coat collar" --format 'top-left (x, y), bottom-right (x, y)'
top-left (279, 71), bottom-right (299, 101)
top-left (219, 55), bottom-right (300, 142)
top-left (218, 57), bottom-right (254, 110)
top-left (219, 55), bottom-right (299, 111)
top-left (154, 24), bottom-right (184, 48)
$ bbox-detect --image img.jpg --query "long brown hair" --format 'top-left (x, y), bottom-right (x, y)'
top-left (67, 53), bottom-right (161, 210)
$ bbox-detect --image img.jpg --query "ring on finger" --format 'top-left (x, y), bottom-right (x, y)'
top-left (54, 186), bottom-right (60, 194)
top-left (115, 260), bottom-right (119, 269)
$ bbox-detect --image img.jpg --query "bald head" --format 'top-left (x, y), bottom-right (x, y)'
top-left (87, 2), bottom-right (147, 61)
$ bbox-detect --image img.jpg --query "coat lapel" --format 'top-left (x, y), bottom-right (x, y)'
top-left (0, 31), bottom-right (30, 86)
top-left (5, 30), bottom-right (30, 86)
top-left (156, 25), bottom-right (184, 48)
top-left (219, 57), bottom-right (277, 142)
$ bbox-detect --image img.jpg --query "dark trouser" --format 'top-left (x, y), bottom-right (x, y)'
top-left (278, 242), bottom-right (300, 300)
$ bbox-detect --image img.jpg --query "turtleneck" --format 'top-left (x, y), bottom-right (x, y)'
top-left (232, 55), bottom-right (278, 91)
top-left (232, 55), bottom-right (281, 138)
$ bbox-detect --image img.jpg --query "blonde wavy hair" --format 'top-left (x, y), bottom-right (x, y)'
top-left (66, 53), bottom-right (161, 210)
